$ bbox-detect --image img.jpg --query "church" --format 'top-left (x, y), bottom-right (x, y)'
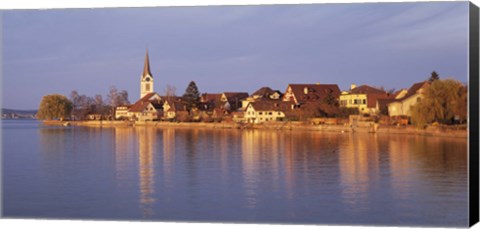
top-left (114, 51), bottom-right (164, 121)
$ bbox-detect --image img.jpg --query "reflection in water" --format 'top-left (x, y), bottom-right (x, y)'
top-left (27, 122), bottom-right (468, 226)
top-left (241, 130), bottom-right (259, 209)
top-left (114, 127), bottom-right (135, 190)
top-left (339, 134), bottom-right (380, 213)
top-left (136, 127), bottom-right (156, 218)
top-left (162, 128), bottom-right (176, 191)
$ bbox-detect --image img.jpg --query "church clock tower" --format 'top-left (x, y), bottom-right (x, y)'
top-left (140, 50), bottom-right (154, 99)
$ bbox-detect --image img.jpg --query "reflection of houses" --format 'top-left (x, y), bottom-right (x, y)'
top-left (339, 134), bottom-right (380, 211)
top-left (282, 83), bottom-right (341, 106)
top-left (244, 100), bottom-right (294, 123)
top-left (339, 84), bottom-right (393, 115)
top-left (383, 81), bottom-right (430, 117)
top-left (221, 92), bottom-right (249, 112)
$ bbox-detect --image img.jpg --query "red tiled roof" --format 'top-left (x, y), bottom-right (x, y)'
top-left (248, 100), bottom-right (294, 112)
top-left (165, 100), bottom-right (186, 112)
top-left (200, 93), bottom-right (222, 103)
top-left (129, 93), bottom-right (162, 112)
top-left (402, 81), bottom-right (429, 101)
top-left (285, 84), bottom-right (341, 104)
top-left (223, 92), bottom-right (249, 101)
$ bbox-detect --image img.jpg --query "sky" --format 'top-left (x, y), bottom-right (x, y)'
top-left (1, 1), bottom-right (470, 110)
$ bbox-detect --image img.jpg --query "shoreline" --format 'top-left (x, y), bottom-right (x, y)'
top-left (41, 120), bottom-right (468, 138)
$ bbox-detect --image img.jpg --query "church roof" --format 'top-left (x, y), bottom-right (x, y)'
top-left (142, 50), bottom-right (152, 78)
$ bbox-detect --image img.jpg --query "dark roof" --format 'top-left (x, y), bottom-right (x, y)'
top-left (350, 85), bottom-right (386, 94)
top-left (252, 87), bottom-right (274, 96)
top-left (379, 81), bottom-right (430, 106)
top-left (402, 81), bottom-right (429, 100)
top-left (248, 101), bottom-right (294, 112)
top-left (252, 87), bottom-right (283, 99)
top-left (377, 98), bottom-right (397, 109)
top-left (285, 84), bottom-right (341, 104)
top-left (200, 93), bottom-right (222, 103)
top-left (366, 93), bottom-right (392, 108)
top-left (165, 100), bottom-right (186, 112)
top-left (142, 50), bottom-right (152, 78)
top-left (129, 93), bottom-right (161, 112)
top-left (223, 92), bottom-right (249, 103)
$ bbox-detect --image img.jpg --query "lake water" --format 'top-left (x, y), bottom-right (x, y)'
top-left (2, 120), bottom-right (468, 226)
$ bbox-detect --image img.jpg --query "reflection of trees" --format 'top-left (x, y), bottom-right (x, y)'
top-left (39, 127), bottom-right (69, 157)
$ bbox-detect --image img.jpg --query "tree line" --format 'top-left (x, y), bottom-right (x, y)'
top-left (36, 72), bottom-right (468, 128)
top-left (37, 86), bottom-right (130, 121)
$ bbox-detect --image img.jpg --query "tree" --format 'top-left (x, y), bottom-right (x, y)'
top-left (428, 71), bottom-right (440, 83)
top-left (37, 94), bottom-right (73, 121)
top-left (182, 81), bottom-right (201, 111)
top-left (164, 84), bottom-right (177, 98)
top-left (410, 79), bottom-right (466, 127)
top-left (93, 94), bottom-right (105, 115)
top-left (107, 86), bottom-right (129, 107)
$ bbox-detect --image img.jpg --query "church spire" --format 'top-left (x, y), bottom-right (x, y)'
top-left (142, 49), bottom-right (152, 78)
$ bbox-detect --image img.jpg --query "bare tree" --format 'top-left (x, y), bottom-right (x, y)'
top-left (164, 84), bottom-right (177, 98)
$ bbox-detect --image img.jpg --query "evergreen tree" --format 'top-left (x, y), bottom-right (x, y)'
top-left (182, 81), bottom-right (201, 111)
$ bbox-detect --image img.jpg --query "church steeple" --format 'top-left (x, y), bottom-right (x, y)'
top-left (140, 50), bottom-right (154, 99)
top-left (142, 50), bottom-right (152, 78)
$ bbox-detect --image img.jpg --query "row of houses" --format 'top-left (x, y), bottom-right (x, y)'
top-left (115, 81), bottom-right (430, 123)
top-left (113, 51), bottom-right (431, 123)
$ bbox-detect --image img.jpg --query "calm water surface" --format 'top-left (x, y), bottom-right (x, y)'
top-left (2, 120), bottom-right (468, 226)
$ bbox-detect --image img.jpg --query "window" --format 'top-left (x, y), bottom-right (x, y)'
top-left (145, 84), bottom-right (150, 91)
top-left (259, 112), bottom-right (263, 115)
top-left (268, 112), bottom-right (272, 115)
top-left (363, 99), bottom-right (366, 104)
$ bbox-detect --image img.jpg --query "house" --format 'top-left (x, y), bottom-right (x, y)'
top-left (163, 98), bottom-right (187, 120)
top-left (199, 93), bottom-right (223, 111)
top-left (242, 86), bottom-right (283, 108)
top-left (385, 81), bottom-right (430, 117)
top-left (128, 92), bottom-right (163, 121)
top-left (339, 84), bottom-right (393, 115)
top-left (221, 92), bottom-right (249, 111)
top-left (251, 87), bottom-right (283, 100)
top-left (115, 105), bottom-right (131, 120)
top-left (282, 83), bottom-right (341, 105)
top-left (244, 100), bottom-right (294, 123)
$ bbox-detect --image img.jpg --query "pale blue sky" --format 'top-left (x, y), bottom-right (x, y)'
top-left (2, 2), bottom-right (470, 109)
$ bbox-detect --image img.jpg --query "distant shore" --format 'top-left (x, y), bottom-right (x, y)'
top-left (41, 120), bottom-right (468, 138)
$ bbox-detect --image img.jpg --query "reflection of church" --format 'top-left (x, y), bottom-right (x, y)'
top-left (114, 51), bottom-right (165, 121)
